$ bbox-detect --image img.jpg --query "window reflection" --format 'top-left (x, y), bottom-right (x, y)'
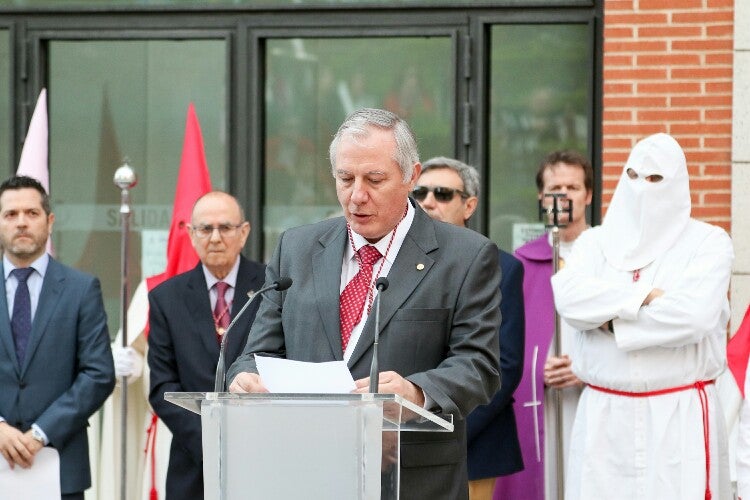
top-left (0, 30), bottom-right (9, 174)
top-left (488, 24), bottom-right (591, 252)
top-left (49, 39), bottom-right (227, 337)
top-left (264, 37), bottom-right (452, 259)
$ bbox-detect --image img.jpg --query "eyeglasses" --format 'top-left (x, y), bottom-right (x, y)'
top-left (412, 186), bottom-right (468, 203)
top-left (190, 223), bottom-right (244, 239)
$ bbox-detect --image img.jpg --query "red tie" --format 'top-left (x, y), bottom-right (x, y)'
top-left (214, 281), bottom-right (231, 344)
top-left (340, 245), bottom-right (382, 352)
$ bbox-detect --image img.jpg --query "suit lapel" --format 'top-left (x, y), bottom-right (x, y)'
top-left (22, 258), bottom-right (65, 375)
top-left (185, 265), bottom-right (220, 357)
top-left (0, 262), bottom-right (19, 374)
top-left (312, 222), bottom-right (348, 360)
top-left (348, 208), bottom-right (438, 369)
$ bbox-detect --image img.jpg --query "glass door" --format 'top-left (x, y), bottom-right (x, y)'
top-left (485, 22), bottom-right (595, 252)
top-left (261, 36), bottom-right (455, 259)
top-left (45, 37), bottom-right (229, 335)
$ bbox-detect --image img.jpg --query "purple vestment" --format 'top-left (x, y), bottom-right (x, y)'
top-left (494, 234), bottom-right (553, 500)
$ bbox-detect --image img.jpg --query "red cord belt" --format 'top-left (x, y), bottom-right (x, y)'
top-left (587, 380), bottom-right (714, 500)
top-left (145, 412), bottom-right (159, 500)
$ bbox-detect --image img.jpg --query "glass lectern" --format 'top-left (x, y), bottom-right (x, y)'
top-left (165, 392), bottom-right (453, 500)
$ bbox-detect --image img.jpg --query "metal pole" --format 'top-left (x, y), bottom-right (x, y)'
top-left (551, 226), bottom-right (565, 500)
top-left (114, 161), bottom-right (137, 500)
top-left (539, 193), bottom-right (572, 500)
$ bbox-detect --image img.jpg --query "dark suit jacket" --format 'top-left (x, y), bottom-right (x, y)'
top-left (0, 257), bottom-right (115, 495)
top-left (227, 204), bottom-right (501, 500)
top-left (148, 256), bottom-right (265, 500)
top-left (466, 249), bottom-right (525, 479)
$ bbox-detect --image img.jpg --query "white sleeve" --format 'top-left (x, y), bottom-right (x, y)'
top-left (553, 226), bottom-right (733, 352)
top-left (613, 227), bottom-right (733, 351)
top-left (551, 228), bottom-right (651, 331)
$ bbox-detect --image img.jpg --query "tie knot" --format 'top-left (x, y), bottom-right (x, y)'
top-left (215, 281), bottom-right (230, 296)
top-left (358, 245), bottom-right (382, 266)
top-left (11, 268), bottom-right (34, 283)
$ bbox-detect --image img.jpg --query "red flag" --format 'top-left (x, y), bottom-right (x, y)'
top-left (146, 103), bottom-right (213, 293)
top-left (140, 103), bottom-right (212, 500)
top-left (728, 304), bottom-right (750, 398)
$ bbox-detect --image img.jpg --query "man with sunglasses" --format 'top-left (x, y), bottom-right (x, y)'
top-left (415, 157), bottom-right (525, 500)
top-left (147, 191), bottom-right (265, 500)
top-left (412, 159), bottom-right (475, 226)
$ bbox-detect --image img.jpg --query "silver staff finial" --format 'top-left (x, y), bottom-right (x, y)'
top-left (113, 157), bottom-right (137, 500)
top-left (113, 159), bottom-right (137, 190)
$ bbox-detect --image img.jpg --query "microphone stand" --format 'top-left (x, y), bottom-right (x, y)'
top-left (369, 278), bottom-right (389, 394)
top-left (539, 193), bottom-right (572, 500)
top-left (113, 160), bottom-right (137, 500)
top-left (213, 278), bottom-right (292, 392)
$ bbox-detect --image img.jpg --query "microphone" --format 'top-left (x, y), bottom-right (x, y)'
top-left (368, 277), bottom-right (389, 394)
top-left (213, 277), bottom-right (293, 392)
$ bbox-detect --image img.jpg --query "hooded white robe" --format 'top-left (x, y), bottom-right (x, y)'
top-left (551, 133), bottom-right (734, 500)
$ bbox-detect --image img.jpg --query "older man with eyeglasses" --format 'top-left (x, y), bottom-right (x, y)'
top-left (147, 191), bottom-right (265, 500)
top-left (415, 157), bottom-right (525, 500)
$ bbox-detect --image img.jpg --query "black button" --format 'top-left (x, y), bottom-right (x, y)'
top-left (19, 382), bottom-right (27, 389)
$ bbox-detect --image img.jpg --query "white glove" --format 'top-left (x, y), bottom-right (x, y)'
top-left (113, 346), bottom-right (144, 383)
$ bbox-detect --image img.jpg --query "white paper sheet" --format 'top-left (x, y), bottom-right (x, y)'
top-left (256, 355), bottom-right (357, 393)
top-left (0, 446), bottom-right (61, 498)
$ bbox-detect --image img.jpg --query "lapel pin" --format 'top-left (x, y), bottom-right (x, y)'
top-left (416, 263), bottom-right (425, 271)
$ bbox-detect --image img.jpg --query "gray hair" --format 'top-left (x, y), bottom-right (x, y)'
top-left (329, 108), bottom-right (419, 183)
top-left (421, 156), bottom-right (481, 198)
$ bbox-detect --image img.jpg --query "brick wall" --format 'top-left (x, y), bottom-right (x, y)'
top-left (602, 0), bottom-right (734, 232)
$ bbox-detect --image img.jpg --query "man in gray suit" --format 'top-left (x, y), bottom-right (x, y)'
top-left (228, 108), bottom-right (501, 500)
top-left (0, 175), bottom-right (115, 500)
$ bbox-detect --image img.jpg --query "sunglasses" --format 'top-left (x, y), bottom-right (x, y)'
top-left (412, 185), bottom-right (469, 203)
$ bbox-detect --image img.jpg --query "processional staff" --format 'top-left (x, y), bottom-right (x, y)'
top-left (114, 161), bottom-right (137, 500)
top-left (538, 193), bottom-right (572, 500)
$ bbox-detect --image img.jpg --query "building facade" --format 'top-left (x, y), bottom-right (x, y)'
top-left (601, 0), bottom-right (744, 329)
top-left (0, 0), bottom-right (746, 330)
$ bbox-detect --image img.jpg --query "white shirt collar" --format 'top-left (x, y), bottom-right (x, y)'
top-left (202, 256), bottom-right (241, 290)
top-left (345, 199), bottom-right (415, 264)
top-left (4, 253), bottom-right (50, 280)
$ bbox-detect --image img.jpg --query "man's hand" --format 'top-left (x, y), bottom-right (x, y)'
top-left (353, 371), bottom-right (425, 408)
top-left (228, 372), bottom-right (269, 393)
top-left (22, 430), bottom-right (44, 456)
top-left (0, 422), bottom-right (38, 469)
top-left (544, 355), bottom-right (582, 389)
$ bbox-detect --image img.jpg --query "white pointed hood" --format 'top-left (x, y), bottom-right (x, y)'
top-left (600, 133), bottom-right (691, 271)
